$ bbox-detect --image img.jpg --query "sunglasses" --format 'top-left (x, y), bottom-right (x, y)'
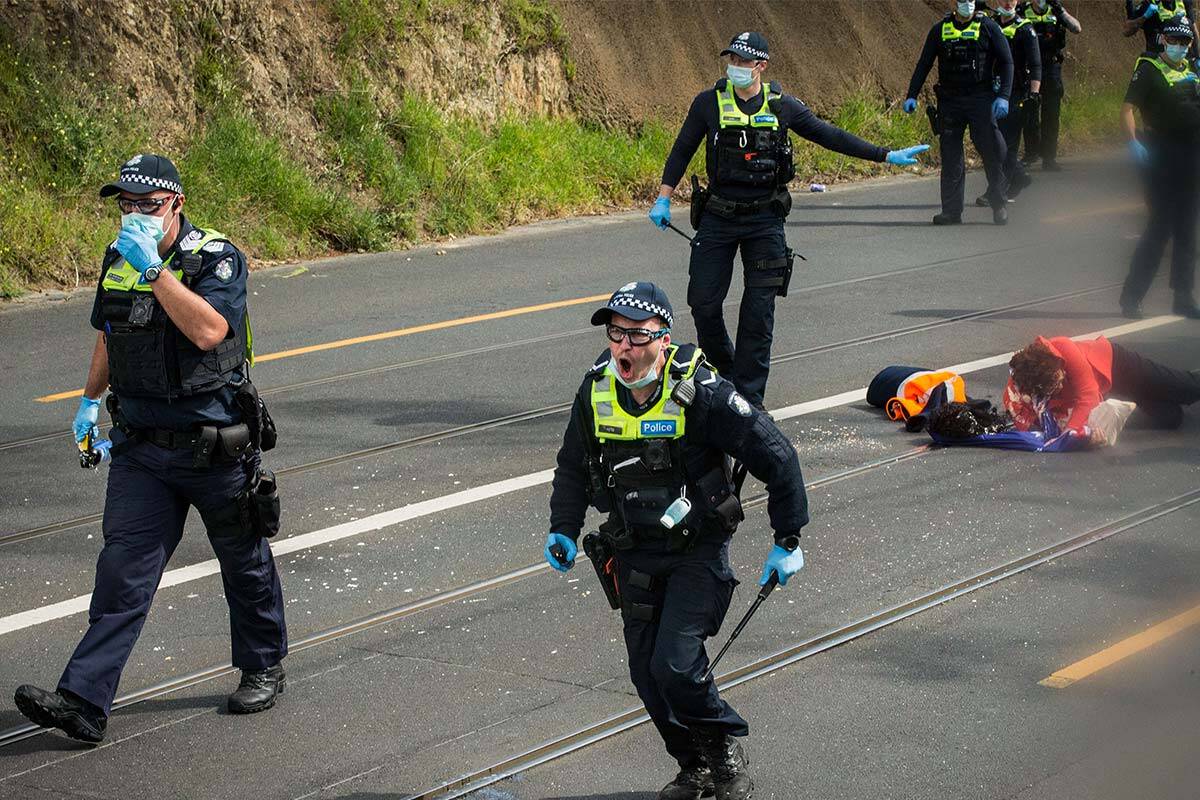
top-left (605, 324), bottom-right (669, 347)
top-left (115, 196), bottom-right (172, 214)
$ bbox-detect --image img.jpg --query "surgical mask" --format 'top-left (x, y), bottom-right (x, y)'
top-left (996, 5), bottom-right (1015, 18)
top-left (609, 356), bottom-right (661, 390)
top-left (121, 212), bottom-right (168, 243)
top-left (1165, 43), bottom-right (1190, 63)
top-left (726, 64), bottom-right (755, 89)
top-left (956, 1), bottom-right (975, 17)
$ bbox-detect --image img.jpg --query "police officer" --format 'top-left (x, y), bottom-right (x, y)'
top-left (650, 31), bottom-right (928, 411)
top-left (905, 0), bottom-right (1015, 225)
top-left (13, 154), bottom-right (288, 743)
top-left (1124, 0), bottom-right (1199, 58)
top-left (545, 282), bottom-right (809, 800)
top-left (1018, 0), bottom-right (1082, 171)
top-left (1120, 19), bottom-right (1200, 319)
top-left (976, 0), bottom-right (1042, 206)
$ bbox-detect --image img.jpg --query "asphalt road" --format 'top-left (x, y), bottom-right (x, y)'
top-left (0, 158), bottom-right (1196, 800)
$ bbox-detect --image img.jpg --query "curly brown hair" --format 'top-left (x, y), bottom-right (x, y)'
top-left (1009, 340), bottom-right (1064, 398)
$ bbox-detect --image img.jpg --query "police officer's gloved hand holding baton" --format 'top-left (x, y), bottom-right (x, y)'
top-left (648, 196), bottom-right (671, 229)
top-left (544, 532), bottom-right (577, 572)
top-left (759, 536), bottom-right (804, 586)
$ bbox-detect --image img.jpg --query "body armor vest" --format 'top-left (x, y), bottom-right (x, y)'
top-left (98, 228), bottom-right (251, 399)
top-left (587, 344), bottom-right (740, 545)
top-left (938, 17), bottom-right (991, 89)
top-left (1136, 55), bottom-right (1200, 138)
top-left (1023, 3), bottom-right (1066, 59)
top-left (998, 16), bottom-right (1035, 90)
top-left (709, 79), bottom-right (795, 196)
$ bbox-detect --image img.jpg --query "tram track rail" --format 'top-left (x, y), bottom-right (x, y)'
top-left (396, 488), bottom-right (1200, 800)
top-left (0, 444), bottom-right (935, 751)
top-left (0, 281), bottom-right (1118, 546)
top-left (0, 236), bottom-right (1075, 456)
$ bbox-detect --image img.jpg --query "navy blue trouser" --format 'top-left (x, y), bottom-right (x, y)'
top-left (939, 91), bottom-right (1008, 215)
top-left (1024, 62), bottom-right (1063, 164)
top-left (687, 209), bottom-right (788, 407)
top-left (618, 545), bottom-right (748, 767)
top-left (999, 97), bottom-right (1029, 190)
top-left (1124, 144), bottom-right (1200, 303)
top-left (58, 435), bottom-right (287, 715)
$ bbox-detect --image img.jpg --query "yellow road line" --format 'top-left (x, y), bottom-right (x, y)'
top-left (34, 292), bottom-right (609, 403)
top-left (1045, 203), bottom-right (1142, 225)
top-left (1039, 602), bottom-right (1200, 688)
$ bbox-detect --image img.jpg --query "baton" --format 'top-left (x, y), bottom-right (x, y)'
top-left (704, 570), bottom-right (780, 681)
top-left (664, 222), bottom-right (693, 243)
top-left (549, 542), bottom-right (575, 569)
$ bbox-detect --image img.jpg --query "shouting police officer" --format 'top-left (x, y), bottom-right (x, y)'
top-left (1120, 19), bottom-right (1200, 319)
top-left (978, 0), bottom-right (1042, 207)
top-left (545, 282), bottom-right (809, 800)
top-left (650, 31), bottom-right (928, 411)
top-left (1124, 0), bottom-right (1198, 58)
top-left (13, 154), bottom-right (287, 743)
top-left (906, 0), bottom-right (1014, 225)
top-left (1018, 0), bottom-right (1082, 171)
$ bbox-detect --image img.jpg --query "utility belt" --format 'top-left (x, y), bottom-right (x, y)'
top-left (704, 188), bottom-right (792, 220)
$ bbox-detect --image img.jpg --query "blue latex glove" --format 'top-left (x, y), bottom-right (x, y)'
top-left (649, 196), bottom-right (671, 230)
top-left (885, 144), bottom-right (930, 166)
top-left (73, 395), bottom-right (101, 444)
top-left (903, 98), bottom-right (917, 114)
top-left (544, 533), bottom-right (577, 572)
top-left (115, 222), bottom-right (163, 275)
top-left (1143, 3), bottom-right (1159, 19)
top-left (759, 543), bottom-right (805, 587)
top-left (992, 98), bottom-right (1009, 120)
top-left (1129, 139), bottom-right (1150, 165)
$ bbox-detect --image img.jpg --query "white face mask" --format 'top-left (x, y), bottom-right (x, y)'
top-left (957, 0), bottom-right (975, 17)
top-left (726, 64), bottom-right (756, 89)
top-left (996, 5), bottom-right (1015, 18)
top-left (608, 353), bottom-right (661, 390)
top-left (121, 211), bottom-right (168, 243)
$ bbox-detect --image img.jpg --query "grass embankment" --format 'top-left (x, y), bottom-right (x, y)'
top-left (0, 16), bottom-right (1125, 298)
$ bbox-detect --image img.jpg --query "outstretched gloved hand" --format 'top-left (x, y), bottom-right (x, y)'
top-left (73, 395), bottom-right (101, 444)
top-left (649, 196), bottom-right (671, 230)
top-left (903, 98), bottom-right (918, 114)
top-left (992, 98), bottom-right (1009, 120)
top-left (1143, 3), bottom-right (1159, 19)
top-left (1129, 139), bottom-right (1150, 165)
top-left (886, 144), bottom-right (931, 166)
top-left (115, 220), bottom-right (163, 275)
top-left (759, 543), bottom-right (805, 587)
top-left (544, 533), bottom-right (577, 572)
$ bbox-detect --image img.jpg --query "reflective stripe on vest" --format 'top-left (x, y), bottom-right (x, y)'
top-left (942, 19), bottom-right (982, 41)
top-left (999, 16), bottom-right (1031, 38)
top-left (1156, 1), bottom-right (1184, 21)
top-left (591, 345), bottom-right (703, 442)
top-left (715, 83), bottom-right (781, 130)
top-left (1022, 6), bottom-right (1058, 25)
top-left (1136, 55), bottom-right (1199, 86)
top-left (885, 369), bottom-right (967, 422)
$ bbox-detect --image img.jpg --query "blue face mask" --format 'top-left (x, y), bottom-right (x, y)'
top-left (996, 5), bottom-right (1015, 18)
top-left (1165, 43), bottom-right (1190, 64)
top-left (726, 64), bottom-right (756, 89)
top-left (956, 0), bottom-right (975, 17)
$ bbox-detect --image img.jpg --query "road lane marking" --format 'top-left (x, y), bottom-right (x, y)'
top-left (0, 314), bottom-right (1183, 638)
top-left (32, 293), bottom-right (611, 403)
top-left (1040, 601), bottom-right (1200, 688)
top-left (1045, 203), bottom-right (1141, 225)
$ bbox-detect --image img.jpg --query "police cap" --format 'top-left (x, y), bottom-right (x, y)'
top-left (1162, 16), bottom-right (1195, 40)
top-left (721, 31), bottom-right (769, 61)
top-left (591, 281), bottom-right (674, 328)
top-left (99, 153), bottom-right (184, 197)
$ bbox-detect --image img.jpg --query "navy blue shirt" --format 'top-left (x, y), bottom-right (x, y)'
top-left (91, 215), bottom-right (248, 430)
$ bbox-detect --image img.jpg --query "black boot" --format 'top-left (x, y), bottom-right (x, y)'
top-left (658, 758), bottom-right (715, 800)
top-left (227, 664), bottom-right (285, 714)
top-left (1172, 293), bottom-right (1200, 319)
top-left (1008, 173), bottom-right (1033, 199)
top-left (14, 685), bottom-right (106, 744)
top-left (693, 728), bottom-right (753, 800)
top-left (975, 194), bottom-right (989, 208)
top-left (993, 205), bottom-right (1009, 226)
top-left (932, 212), bottom-right (962, 225)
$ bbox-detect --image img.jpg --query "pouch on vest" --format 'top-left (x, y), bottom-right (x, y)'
top-left (690, 174), bottom-right (710, 231)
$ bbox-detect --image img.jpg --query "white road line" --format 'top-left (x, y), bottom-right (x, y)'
top-left (0, 315), bottom-right (1182, 638)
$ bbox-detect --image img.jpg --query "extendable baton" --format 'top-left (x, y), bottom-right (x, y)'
top-left (703, 570), bottom-right (780, 681)
top-left (665, 222), bottom-right (693, 243)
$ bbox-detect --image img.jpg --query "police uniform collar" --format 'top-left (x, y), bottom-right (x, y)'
top-left (166, 214), bottom-right (198, 258)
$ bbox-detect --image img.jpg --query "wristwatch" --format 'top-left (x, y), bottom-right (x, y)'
top-left (777, 535), bottom-right (801, 552)
top-left (143, 263), bottom-right (163, 282)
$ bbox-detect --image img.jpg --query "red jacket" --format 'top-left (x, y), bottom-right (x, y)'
top-left (1003, 336), bottom-right (1114, 434)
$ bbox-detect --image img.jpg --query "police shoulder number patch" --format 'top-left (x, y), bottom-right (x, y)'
top-left (213, 257), bottom-right (235, 283)
top-left (727, 391), bottom-right (753, 417)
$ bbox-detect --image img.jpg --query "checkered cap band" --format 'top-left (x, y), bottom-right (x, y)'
top-left (609, 293), bottom-right (673, 327)
top-left (728, 43), bottom-right (768, 60)
top-left (118, 171), bottom-right (183, 194)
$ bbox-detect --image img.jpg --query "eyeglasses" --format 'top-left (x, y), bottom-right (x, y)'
top-left (605, 324), bottom-right (669, 346)
top-left (115, 196), bottom-right (170, 214)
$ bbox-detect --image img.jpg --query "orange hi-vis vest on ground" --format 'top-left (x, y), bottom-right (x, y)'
top-left (885, 369), bottom-right (967, 422)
